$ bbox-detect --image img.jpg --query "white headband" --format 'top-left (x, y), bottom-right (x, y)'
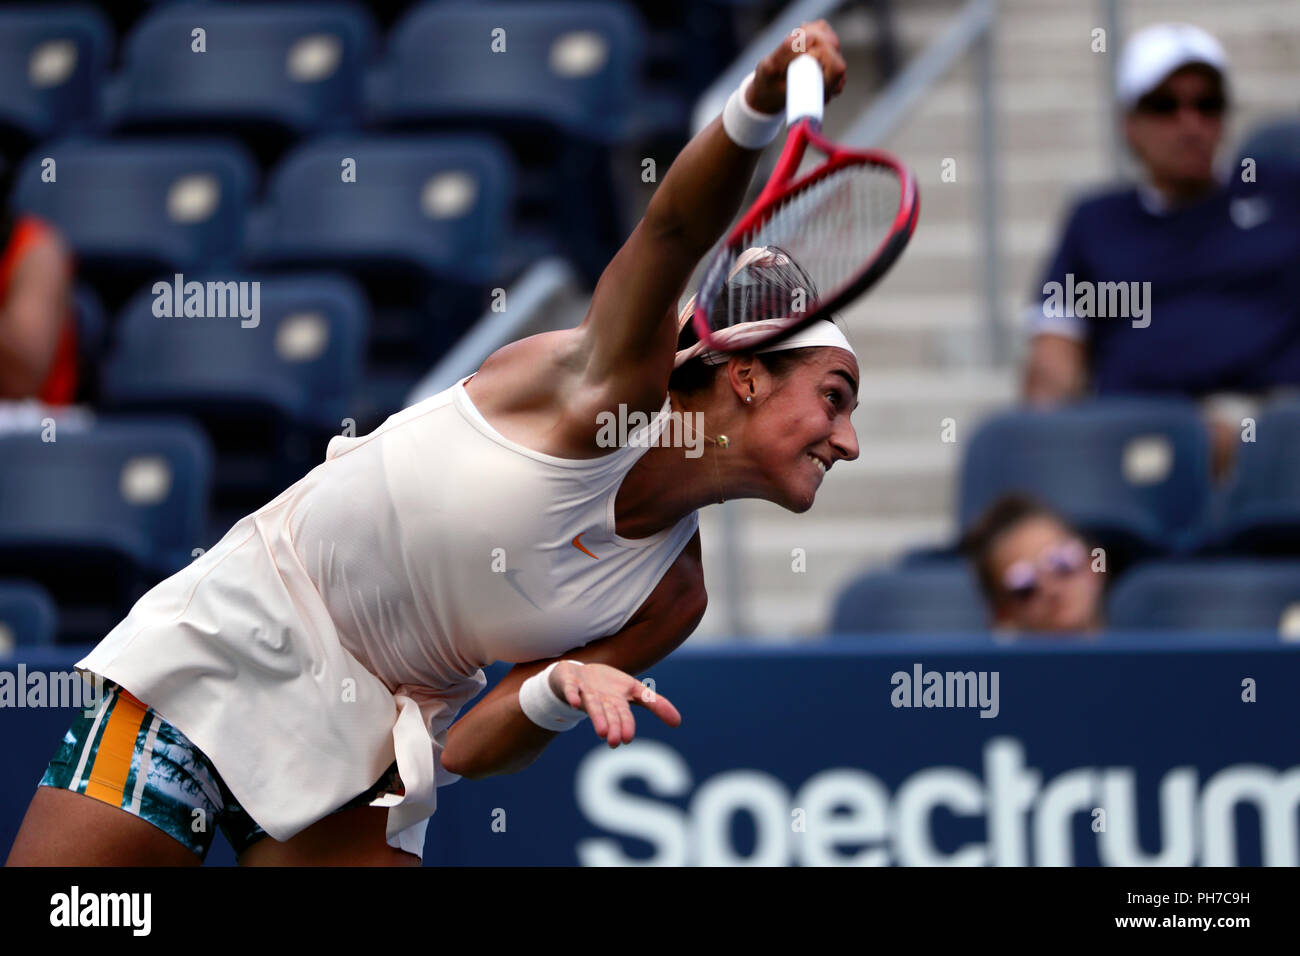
top-left (673, 247), bottom-right (857, 369)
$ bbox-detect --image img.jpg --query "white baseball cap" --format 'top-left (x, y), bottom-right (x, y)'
top-left (1117, 23), bottom-right (1229, 110)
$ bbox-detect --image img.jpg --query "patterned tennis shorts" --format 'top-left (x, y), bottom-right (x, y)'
top-left (39, 681), bottom-right (402, 859)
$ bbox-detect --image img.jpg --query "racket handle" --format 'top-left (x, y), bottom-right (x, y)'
top-left (786, 53), bottom-right (824, 127)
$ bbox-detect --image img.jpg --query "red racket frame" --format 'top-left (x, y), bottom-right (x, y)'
top-left (693, 117), bottom-right (920, 351)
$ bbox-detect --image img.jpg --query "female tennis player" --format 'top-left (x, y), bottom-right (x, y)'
top-left (7, 21), bottom-right (862, 866)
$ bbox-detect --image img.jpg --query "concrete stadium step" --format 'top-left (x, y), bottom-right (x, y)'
top-left (840, 294), bottom-right (993, 369)
top-left (801, 441), bottom-right (962, 516)
top-left (840, 368), bottom-right (1016, 435)
top-left (844, 292), bottom-right (979, 327)
top-left (887, 110), bottom-right (1109, 153)
top-left (898, 218), bottom-right (1055, 257)
top-left (882, 86), bottom-right (1295, 156)
top-left (844, 298), bottom-right (1025, 366)
top-left (910, 178), bottom-right (1102, 227)
top-left (991, 2), bottom-right (1299, 44)
top-left (692, 512), bottom-right (955, 639)
top-left (871, 241), bottom-right (1044, 299)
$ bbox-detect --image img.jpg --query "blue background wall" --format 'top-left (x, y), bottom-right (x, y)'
top-left (3, 635), bottom-right (1295, 866)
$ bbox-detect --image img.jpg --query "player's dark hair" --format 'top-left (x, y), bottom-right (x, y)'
top-left (669, 344), bottom-right (824, 395)
top-left (959, 492), bottom-right (1080, 605)
top-left (671, 246), bottom-right (825, 395)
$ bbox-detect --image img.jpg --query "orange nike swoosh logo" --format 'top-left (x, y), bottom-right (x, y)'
top-left (572, 533), bottom-right (599, 560)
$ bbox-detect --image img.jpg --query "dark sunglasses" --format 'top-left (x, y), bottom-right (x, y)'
top-left (1136, 92), bottom-right (1227, 118)
top-left (1001, 538), bottom-right (1087, 603)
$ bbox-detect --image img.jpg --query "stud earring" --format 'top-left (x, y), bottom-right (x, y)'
top-left (745, 395), bottom-right (752, 404)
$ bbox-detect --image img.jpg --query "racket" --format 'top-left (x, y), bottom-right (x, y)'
top-left (691, 53), bottom-right (919, 353)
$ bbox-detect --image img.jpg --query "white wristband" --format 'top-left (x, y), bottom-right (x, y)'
top-left (722, 71), bottom-right (784, 149)
top-left (519, 660), bottom-right (588, 731)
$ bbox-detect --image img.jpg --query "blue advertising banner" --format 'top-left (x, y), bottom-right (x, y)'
top-left (2, 634), bottom-right (1296, 866)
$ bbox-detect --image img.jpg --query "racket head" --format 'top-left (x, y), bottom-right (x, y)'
top-left (691, 123), bottom-right (919, 354)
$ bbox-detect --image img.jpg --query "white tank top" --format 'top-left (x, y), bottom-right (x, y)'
top-left (77, 374), bottom-right (699, 857)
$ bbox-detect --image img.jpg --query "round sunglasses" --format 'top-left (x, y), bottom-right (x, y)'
top-left (1001, 538), bottom-right (1088, 603)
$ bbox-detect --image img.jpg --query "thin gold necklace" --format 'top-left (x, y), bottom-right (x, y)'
top-left (673, 396), bottom-right (731, 505)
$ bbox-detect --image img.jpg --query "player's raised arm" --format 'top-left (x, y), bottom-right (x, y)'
top-left (573, 22), bottom-right (847, 399)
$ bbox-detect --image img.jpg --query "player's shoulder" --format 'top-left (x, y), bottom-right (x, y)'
top-left (473, 327), bottom-right (586, 410)
top-left (470, 327), bottom-right (663, 458)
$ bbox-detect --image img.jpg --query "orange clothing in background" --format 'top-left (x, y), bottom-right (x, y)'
top-left (0, 215), bottom-right (77, 404)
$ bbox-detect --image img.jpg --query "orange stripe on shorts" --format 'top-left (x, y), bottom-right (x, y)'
top-left (83, 689), bottom-right (148, 806)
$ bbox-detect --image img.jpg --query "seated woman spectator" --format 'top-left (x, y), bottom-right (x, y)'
top-left (960, 493), bottom-right (1105, 636)
top-left (0, 199), bottom-right (77, 403)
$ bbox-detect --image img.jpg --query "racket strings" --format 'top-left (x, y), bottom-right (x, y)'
top-left (700, 163), bottom-right (904, 334)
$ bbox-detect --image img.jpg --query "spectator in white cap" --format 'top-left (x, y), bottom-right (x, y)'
top-left (1022, 23), bottom-right (1300, 483)
top-left (1115, 22), bottom-right (1229, 204)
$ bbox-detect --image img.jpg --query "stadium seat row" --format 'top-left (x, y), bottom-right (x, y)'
top-left (14, 135), bottom-right (535, 418)
top-left (6, 396), bottom-right (1300, 643)
top-left (11, 551), bottom-right (1300, 648)
top-left (955, 397), bottom-right (1300, 565)
top-left (1, 3), bottom-right (648, 148)
top-left (2, 2), bottom-right (687, 289)
top-left (832, 396), bottom-right (1300, 635)
top-left (831, 560), bottom-right (1300, 637)
top-left (15, 135), bottom-right (527, 286)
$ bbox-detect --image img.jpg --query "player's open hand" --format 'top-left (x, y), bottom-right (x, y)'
top-left (749, 19), bottom-right (847, 115)
top-left (549, 661), bottom-right (682, 747)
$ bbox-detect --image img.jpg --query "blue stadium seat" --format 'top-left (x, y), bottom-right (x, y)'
top-left (0, 420), bottom-right (212, 643)
top-left (1107, 560), bottom-right (1300, 634)
top-left (246, 134), bottom-right (510, 285)
top-left (105, 4), bottom-right (375, 153)
top-left (831, 563), bottom-right (988, 635)
top-left (1206, 398), bottom-right (1300, 555)
top-left (102, 273), bottom-right (367, 431)
top-left (11, 139), bottom-right (255, 303)
top-left (0, 6), bottom-right (111, 149)
top-left (371, 2), bottom-right (643, 282)
top-left (374, 2), bottom-right (643, 143)
top-left (959, 399), bottom-right (1213, 565)
top-left (100, 273), bottom-right (368, 526)
top-left (1236, 114), bottom-right (1300, 181)
top-left (0, 580), bottom-right (58, 652)
top-left (245, 134), bottom-right (515, 413)
top-left (72, 282), bottom-right (107, 372)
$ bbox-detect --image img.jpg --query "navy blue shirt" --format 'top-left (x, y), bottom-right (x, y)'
top-left (1028, 170), bottom-right (1300, 397)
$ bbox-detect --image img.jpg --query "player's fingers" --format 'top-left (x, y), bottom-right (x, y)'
top-left (807, 19), bottom-right (841, 52)
top-left (826, 68), bottom-right (847, 102)
top-left (634, 689), bottom-right (683, 728)
top-left (786, 24), bottom-right (845, 101)
top-left (633, 678), bottom-right (658, 708)
top-left (778, 22), bottom-right (819, 64)
top-left (763, 22), bottom-right (836, 94)
top-left (820, 48), bottom-right (847, 98)
top-left (615, 702), bottom-right (636, 745)
top-left (581, 686), bottom-right (608, 738)
top-left (601, 697), bottom-right (623, 746)
top-left (802, 21), bottom-right (842, 63)
top-left (600, 697), bottom-right (621, 749)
